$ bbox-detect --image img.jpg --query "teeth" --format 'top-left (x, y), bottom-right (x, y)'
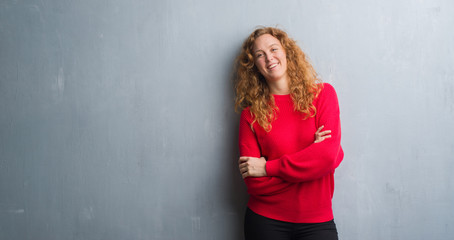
top-left (268, 63), bottom-right (278, 69)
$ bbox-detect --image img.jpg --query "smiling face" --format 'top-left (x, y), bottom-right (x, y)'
top-left (252, 34), bottom-right (289, 85)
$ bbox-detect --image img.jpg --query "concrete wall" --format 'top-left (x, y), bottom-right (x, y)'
top-left (1, 0), bottom-right (453, 239)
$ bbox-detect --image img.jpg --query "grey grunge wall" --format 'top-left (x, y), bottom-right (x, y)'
top-left (1, 0), bottom-right (453, 239)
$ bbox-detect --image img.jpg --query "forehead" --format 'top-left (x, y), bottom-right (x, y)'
top-left (252, 34), bottom-right (282, 51)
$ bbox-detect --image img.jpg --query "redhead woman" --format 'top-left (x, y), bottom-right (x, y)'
top-left (234, 27), bottom-right (344, 240)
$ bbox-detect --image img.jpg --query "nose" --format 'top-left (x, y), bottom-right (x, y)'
top-left (265, 53), bottom-right (273, 62)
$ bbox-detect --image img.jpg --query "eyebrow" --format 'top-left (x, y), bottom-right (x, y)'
top-left (254, 43), bottom-right (279, 53)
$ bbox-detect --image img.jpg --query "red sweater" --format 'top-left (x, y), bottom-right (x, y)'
top-left (238, 83), bottom-right (344, 223)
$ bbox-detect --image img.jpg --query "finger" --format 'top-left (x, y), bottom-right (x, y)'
top-left (240, 167), bottom-right (248, 174)
top-left (238, 157), bottom-right (249, 164)
top-left (320, 130), bottom-right (332, 136)
top-left (239, 165), bottom-right (248, 173)
top-left (238, 165), bottom-right (247, 170)
top-left (314, 135), bottom-right (331, 143)
top-left (315, 125), bottom-right (324, 134)
top-left (239, 162), bottom-right (249, 168)
top-left (320, 135), bottom-right (332, 141)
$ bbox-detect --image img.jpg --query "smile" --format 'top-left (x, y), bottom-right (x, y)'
top-left (267, 63), bottom-right (278, 70)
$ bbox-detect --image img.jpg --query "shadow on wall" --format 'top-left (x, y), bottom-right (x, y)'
top-left (224, 46), bottom-right (249, 239)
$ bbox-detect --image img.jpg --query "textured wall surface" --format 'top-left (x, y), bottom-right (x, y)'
top-left (1, 0), bottom-right (453, 239)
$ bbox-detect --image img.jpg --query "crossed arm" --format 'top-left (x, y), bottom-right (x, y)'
top-left (238, 125), bottom-right (331, 179)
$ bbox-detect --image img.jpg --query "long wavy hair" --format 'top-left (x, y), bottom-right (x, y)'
top-left (234, 26), bottom-right (322, 132)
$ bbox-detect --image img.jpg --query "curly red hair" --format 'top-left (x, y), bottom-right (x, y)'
top-left (234, 26), bottom-right (322, 132)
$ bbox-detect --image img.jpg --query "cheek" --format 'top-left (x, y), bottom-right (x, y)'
top-left (281, 55), bottom-right (288, 67)
top-left (255, 59), bottom-right (266, 69)
top-left (280, 53), bottom-right (287, 62)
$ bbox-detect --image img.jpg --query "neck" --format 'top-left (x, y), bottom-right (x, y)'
top-left (267, 76), bottom-right (290, 95)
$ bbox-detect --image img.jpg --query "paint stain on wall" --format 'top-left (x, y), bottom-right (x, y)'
top-left (80, 206), bottom-right (95, 220)
top-left (191, 216), bottom-right (201, 232)
top-left (52, 67), bottom-right (65, 101)
top-left (7, 209), bottom-right (25, 214)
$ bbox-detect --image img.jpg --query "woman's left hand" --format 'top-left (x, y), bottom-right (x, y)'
top-left (238, 156), bottom-right (267, 179)
top-left (314, 125), bottom-right (332, 143)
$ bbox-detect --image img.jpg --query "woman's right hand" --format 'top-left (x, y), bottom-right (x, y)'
top-left (314, 125), bottom-right (331, 143)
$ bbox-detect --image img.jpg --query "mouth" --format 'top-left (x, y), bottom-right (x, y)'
top-left (267, 63), bottom-right (278, 70)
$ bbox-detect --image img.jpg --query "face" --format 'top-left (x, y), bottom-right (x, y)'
top-left (252, 34), bottom-right (288, 83)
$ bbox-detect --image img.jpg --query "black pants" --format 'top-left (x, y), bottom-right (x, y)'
top-left (244, 208), bottom-right (338, 240)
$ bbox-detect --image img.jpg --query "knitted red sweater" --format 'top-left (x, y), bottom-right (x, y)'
top-left (238, 83), bottom-right (344, 223)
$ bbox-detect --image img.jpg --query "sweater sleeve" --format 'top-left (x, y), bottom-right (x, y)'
top-left (239, 109), bottom-right (293, 196)
top-left (265, 83), bottom-right (344, 183)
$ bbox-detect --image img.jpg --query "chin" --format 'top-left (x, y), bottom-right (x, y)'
top-left (267, 74), bottom-right (285, 81)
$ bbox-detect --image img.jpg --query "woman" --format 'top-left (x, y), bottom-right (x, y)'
top-left (234, 27), bottom-right (344, 240)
